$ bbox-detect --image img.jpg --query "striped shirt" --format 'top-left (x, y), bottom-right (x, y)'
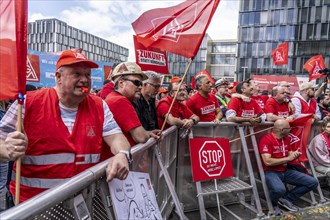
top-left (0, 99), bottom-right (122, 140)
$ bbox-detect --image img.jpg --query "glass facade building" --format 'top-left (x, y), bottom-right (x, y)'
top-left (237, 0), bottom-right (330, 81)
top-left (207, 40), bottom-right (237, 81)
top-left (28, 18), bottom-right (129, 64)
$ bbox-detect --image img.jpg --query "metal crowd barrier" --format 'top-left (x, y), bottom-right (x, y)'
top-left (1, 122), bottom-right (328, 220)
top-left (0, 126), bottom-right (180, 220)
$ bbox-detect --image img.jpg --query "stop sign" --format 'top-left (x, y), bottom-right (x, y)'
top-left (198, 141), bottom-right (226, 177)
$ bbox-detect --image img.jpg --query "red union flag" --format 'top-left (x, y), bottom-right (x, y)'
top-left (0, 0), bottom-right (28, 100)
top-left (133, 35), bottom-right (169, 74)
top-left (271, 42), bottom-right (288, 66)
top-left (189, 138), bottom-right (233, 182)
top-left (132, 0), bottom-right (220, 58)
top-left (303, 55), bottom-right (326, 81)
top-left (26, 54), bottom-right (40, 82)
top-left (190, 69), bottom-right (215, 89)
top-left (288, 114), bottom-right (313, 162)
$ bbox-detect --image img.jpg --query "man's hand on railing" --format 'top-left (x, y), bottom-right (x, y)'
top-left (149, 129), bottom-right (161, 140)
top-left (106, 153), bottom-right (129, 182)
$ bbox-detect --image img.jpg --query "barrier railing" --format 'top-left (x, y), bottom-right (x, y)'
top-left (0, 126), bottom-right (180, 220)
top-left (1, 122), bottom-right (328, 220)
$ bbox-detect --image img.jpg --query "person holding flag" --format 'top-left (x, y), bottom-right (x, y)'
top-left (0, 50), bottom-right (131, 203)
top-left (258, 119), bottom-right (318, 215)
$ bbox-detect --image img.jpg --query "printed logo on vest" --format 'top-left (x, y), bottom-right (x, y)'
top-left (87, 126), bottom-right (96, 137)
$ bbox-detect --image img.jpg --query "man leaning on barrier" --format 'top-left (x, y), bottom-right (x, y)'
top-left (226, 79), bottom-right (266, 125)
top-left (157, 79), bottom-right (199, 130)
top-left (258, 119), bottom-right (318, 216)
top-left (0, 50), bottom-right (131, 203)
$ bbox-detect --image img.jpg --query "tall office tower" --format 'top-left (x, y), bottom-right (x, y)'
top-left (237, 0), bottom-right (330, 81)
top-left (28, 18), bottom-right (129, 64)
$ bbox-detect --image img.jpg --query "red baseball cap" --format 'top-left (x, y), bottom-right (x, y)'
top-left (158, 87), bottom-right (168, 95)
top-left (170, 76), bottom-right (182, 83)
top-left (56, 50), bottom-right (99, 70)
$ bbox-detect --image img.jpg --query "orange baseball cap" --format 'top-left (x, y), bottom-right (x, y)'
top-left (170, 76), bottom-right (182, 83)
top-left (158, 87), bottom-right (168, 95)
top-left (56, 50), bottom-right (99, 70)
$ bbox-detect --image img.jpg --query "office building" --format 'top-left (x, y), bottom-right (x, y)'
top-left (237, 0), bottom-right (330, 81)
top-left (207, 40), bottom-right (237, 81)
top-left (28, 18), bottom-right (128, 64)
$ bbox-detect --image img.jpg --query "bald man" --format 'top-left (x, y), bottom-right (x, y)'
top-left (258, 119), bottom-right (318, 215)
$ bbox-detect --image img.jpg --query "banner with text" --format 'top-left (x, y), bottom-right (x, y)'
top-left (134, 35), bottom-right (168, 74)
top-left (189, 138), bottom-right (233, 182)
top-left (252, 75), bottom-right (309, 94)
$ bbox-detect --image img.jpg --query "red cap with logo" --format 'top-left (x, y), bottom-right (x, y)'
top-left (158, 87), bottom-right (168, 95)
top-left (170, 76), bottom-right (182, 83)
top-left (56, 50), bottom-right (99, 70)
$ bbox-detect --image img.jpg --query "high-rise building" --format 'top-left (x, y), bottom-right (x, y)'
top-left (28, 18), bottom-right (129, 64)
top-left (237, 0), bottom-right (330, 81)
top-left (207, 40), bottom-right (237, 82)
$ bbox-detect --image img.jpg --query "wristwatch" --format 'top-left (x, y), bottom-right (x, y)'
top-left (191, 118), bottom-right (197, 125)
top-left (118, 150), bottom-right (133, 164)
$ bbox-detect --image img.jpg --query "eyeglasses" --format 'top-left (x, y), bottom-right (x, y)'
top-left (281, 128), bottom-right (291, 132)
top-left (147, 82), bottom-right (161, 90)
top-left (122, 78), bottom-right (142, 87)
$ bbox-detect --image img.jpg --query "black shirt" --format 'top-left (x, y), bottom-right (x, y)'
top-left (134, 96), bottom-right (158, 131)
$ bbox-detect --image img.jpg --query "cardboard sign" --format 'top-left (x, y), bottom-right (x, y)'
top-left (108, 171), bottom-right (162, 220)
top-left (189, 138), bottom-right (233, 182)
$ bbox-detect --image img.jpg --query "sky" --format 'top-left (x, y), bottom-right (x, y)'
top-left (28, 0), bottom-right (240, 61)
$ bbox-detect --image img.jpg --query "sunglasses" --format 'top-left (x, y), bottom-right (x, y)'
top-left (122, 78), bottom-right (142, 87)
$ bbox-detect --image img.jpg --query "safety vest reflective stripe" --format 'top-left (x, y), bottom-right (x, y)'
top-left (20, 153), bottom-right (100, 165)
top-left (75, 154), bottom-right (100, 165)
top-left (21, 153), bottom-right (75, 165)
top-left (12, 172), bottom-right (69, 189)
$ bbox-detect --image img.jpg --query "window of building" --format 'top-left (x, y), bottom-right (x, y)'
top-left (259, 27), bottom-right (265, 41)
top-left (260, 11), bottom-right (268, 24)
top-left (249, 12), bottom-right (255, 25)
top-left (247, 43), bottom-right (252, 57)
top-left (241, 27), bottom-right (248, 41)
top-left (321, 23), bottom-right (328, 39)
top-left (300, 8), bottom-right (309, 23)
top-left (287, 9), bottom-right (294, 24)
top-left (279, 26), bottom-right (286, 41)
top-left (241, 13), bottom-right (249, 25)
top-left (314, 23), bottom-right (321, 40)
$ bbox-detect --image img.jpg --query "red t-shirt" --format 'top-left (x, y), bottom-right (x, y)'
top-left (264, 97), bottom-right (293, 117)
top-left (105, 91), bottom-right (141, 146)
top-left (251, 95), bottom-right (268, 110)
top-left (97, 81), bottom-right (114, 99)
top-left (157, 96), bottom-right (194, 129)
top-left (258, 133), bottom-right (292, 172)
top-left (186, 93), bottom-right (220, 122)
top-left (227, 97), bottom-right (264, 118)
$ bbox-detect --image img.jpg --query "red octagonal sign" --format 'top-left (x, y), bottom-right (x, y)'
top-left (189, 138), bottom-right (233, 182)
top-left (199, 141), bottom-right (225, 177)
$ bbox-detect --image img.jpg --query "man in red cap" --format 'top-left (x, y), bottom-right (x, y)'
top-left (0, 50), bottom-right (131, 202)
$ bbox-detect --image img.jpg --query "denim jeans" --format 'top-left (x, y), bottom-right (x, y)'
top-left (265, 169), bottom-right (318, 206)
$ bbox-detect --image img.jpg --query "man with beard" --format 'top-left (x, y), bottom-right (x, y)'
top-left (265, 86), bottom-right (294, 122)
top-left (317, 94), bottom-right (330, 120)
top-left (258, 119), bottom-right (318, 215)
top-left (157, 81), bottom-right (199, 130)
top-left (105, 62), bottom-right (159, 147)
top-left (187, 75), bottom-right (222, 122)
top-left (291, 83), bottom-right (321, 121)
top-left (134, 71), bottom-right (161, 130)
top-left (226, 79), bottom-right (265, 125)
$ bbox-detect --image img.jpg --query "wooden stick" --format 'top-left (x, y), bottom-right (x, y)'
top-left (15, 103), bottom-right (23, 205)
top-left (159, 58), bottom-right (194, 134)
top-left (229, 126), bottom-right (273, 143)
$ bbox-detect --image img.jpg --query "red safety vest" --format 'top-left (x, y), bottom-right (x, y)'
top-left (10, 88), bottom-right (104, 202)
top-left (295, 97), bottom-right (317, 114)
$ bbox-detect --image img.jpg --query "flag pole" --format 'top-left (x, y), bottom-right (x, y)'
top-left (15, 102), bottom-right (23, 205)
top-left (159, 58), bottom-right (194, 134)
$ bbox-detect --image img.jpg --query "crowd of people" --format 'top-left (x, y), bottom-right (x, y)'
top-left (0, 50), bottom-right (329, 216)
